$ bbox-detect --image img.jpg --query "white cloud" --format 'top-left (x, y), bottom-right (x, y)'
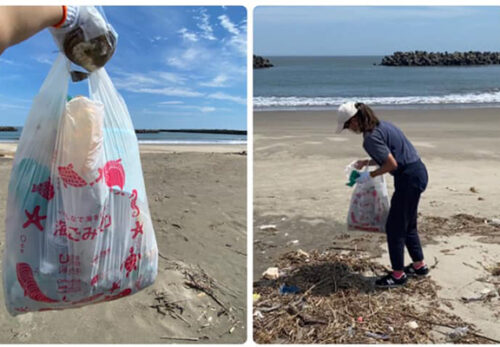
top-left (111, 71), bottom-right (201, 97)
top-left (155, 103), bottom-right (216, 113)
top-left (136, 87), bottom-right (203, 97)
top-left (157, 72), bottom-right (187, 84)
top-left (112, 71), bottom-right (187, 90)
top-left (196, 9), bottom-right (216, 41)
top-left (200, 74), bottom-right (229, 87)
top-left (150, 35), bottom-right (168, 43)
top-left (158, 101), bottom-right (184, 105)
top-left (0, 102), bottom-right (29, 110)
top-left (200, 106), bottom-right (216, 113)
top-left (218, 15), bottom-right (240, 35)
top-left (178, 28), bottom-right (198, 42)
top-left (34, 55), bottom-right (53, 65)
top-left (208, 92), bottom-right (246, 105)
top-left (166, 47), bottom-right (208, 70)
top-left (0, 58), bottom-right (16, 65)
top-left (218, 15), bottom-right (247, 56)
top-left (113, 73), bottom-right (160, 89)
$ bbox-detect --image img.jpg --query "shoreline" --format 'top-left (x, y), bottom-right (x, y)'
top-left (0, 142), bottom-right (247, 155)
top-left (254, 103), bottom-right (500, 113)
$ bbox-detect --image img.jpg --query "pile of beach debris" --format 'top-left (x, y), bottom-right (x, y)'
top-left (254, 250), bottom-right (497, 344)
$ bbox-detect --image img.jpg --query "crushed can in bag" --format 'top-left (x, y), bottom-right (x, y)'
top-left (345, 161), bottom-right (390, 233)
top-left (2, 54), bottom-right (158, 315)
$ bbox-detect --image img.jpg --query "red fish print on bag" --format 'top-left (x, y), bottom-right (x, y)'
top-left (94, 159), bottom-right (125, 192)
top-left (121, 247), bottom-right (141, 278)
top-left (58, 164), bottom-right (87, 188)
top-left (31, 178), bottom-right (55, 200)
top-left (16, 263), bottom-right (58, 303)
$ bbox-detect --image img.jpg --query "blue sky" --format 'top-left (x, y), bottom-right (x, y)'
top-left (254, 6), bottom-right (500, 56)
top-left (0, 6), bottom-right (247, 129)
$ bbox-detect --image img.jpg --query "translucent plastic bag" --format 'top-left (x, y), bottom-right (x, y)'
top-left (2, 54), bottom-right (158, 315)
top-left (346, 163), bottom-right (390, 233)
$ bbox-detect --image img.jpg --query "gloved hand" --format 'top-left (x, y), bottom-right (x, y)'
top-left (50, 6), bottom-right (117, 72)
top-left (356, 171), bottom-right (372, 184)
top-left (354, 159), bottom-right (368, 170)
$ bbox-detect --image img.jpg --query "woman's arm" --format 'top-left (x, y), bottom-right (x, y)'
top-left (0, 6), bottom-right (63, 55)
top-left (354, 158), bottom-right (377, 169)
top-left (370, 153), bottom-right (397, 178)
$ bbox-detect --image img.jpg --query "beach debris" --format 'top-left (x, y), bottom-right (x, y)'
top-left (490, 264), bottom-right (500, 276)
top-left (278, 284), bottom-right (300, 295)
top-left (259, 224), bottom-right (277, 231)
top-left (365, 331), bottom-right (389, 340)
top-left (254, 250), bottom-right (494, 344)
top-left (470, 186), bottom-right (478, 193)
top-left (357, 316), bottom-right (363, 323)
top-left (254, 310), bottom-right (264, 319)
top-left (419, 214), bottom-right (500, 241)
top-left (346, 170), bottom-right (361, 187)
top-left (406, 321), bottom-right (419, 329)
top-left (461, 288), bottom-right (497, 303)
top-left (262, 267), bottom-right (280, 280)
top-left (296, 249), bottom-right (310, 258)
top-left (448, 327), bottom-right (469, 342)
top-left (286, 240), bottom-right (299, 246)
top-left (253, 293), bottom-right (261, 302)
top-left (160, 335), bottom-right (206, 342)
top-left (487, 218), bottom-right (500, 227)
top-left (445, 186), bottom-right (457, 192)
top-left (182, 266), bottom-right (231, 316)
top-left (150, 291), bottom-right (190, 325)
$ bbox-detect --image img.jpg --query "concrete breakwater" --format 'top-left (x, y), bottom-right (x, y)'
top-left (254, 55), bottom-right (273, 69)
top-left (380, 51), bottom-right (500, 66)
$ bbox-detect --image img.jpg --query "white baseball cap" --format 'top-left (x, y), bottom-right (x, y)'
top-left (336, 102), bottom-right (358, 133)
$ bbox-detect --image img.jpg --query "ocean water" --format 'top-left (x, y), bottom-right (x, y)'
top-left (254, 56), bottom-right (500, 110)
top-left (0, 128), bottom-right (246, 144)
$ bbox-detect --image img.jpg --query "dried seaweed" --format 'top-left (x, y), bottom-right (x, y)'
top-left (254, 250), bottom-right (494, 344)
top-left (419, 214), bottom-right (500, 243)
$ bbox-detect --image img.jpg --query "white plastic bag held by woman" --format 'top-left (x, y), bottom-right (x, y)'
top-left (346, 164), bottom-right (390, 233)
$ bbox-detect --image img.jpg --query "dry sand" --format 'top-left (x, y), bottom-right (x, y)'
top-left (254, 107), bottom-right (500, 342)
top-left (0, 143), bottom-right (246, 343)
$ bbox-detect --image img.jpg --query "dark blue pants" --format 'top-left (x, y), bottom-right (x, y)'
top-left (385, 160), bottom-right (428, 271)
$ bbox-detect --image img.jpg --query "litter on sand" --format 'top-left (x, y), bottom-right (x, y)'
top-left (254, 250), bottom-right (496, 344)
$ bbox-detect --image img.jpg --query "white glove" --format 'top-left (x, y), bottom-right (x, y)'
top-left (50, 6), bottom-right (117, 72)
top-left (356, 171), bottom-right (371, 184)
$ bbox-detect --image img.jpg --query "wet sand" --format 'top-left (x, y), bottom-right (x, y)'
top-left (253, 107), bottom-right (500, 342)
top-left (0, 143), bottom-right (246, 343)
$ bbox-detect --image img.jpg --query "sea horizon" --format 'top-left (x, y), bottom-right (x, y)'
top-left (0, 127), bottom-right (247, 145)
top-left (254, 56), bottom-right (500, 111)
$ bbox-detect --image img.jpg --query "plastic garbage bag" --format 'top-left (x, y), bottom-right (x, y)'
top-left (2, 54), bottom-right (158, 315)
top-left (345, 162), bottom-right (390, 233)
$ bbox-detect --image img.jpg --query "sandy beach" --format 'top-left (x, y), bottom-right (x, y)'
top-left (0, 143), bottom-right (246, 343)
top-left (253, 108), bottom-right (500, 343)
